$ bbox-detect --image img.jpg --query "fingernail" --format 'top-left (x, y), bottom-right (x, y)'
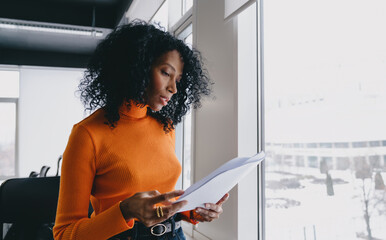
top-left (205, 204), bottom-right (210, 208)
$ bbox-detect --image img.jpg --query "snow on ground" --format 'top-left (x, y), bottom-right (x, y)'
top-left (265, 169), bottom-right (386, 240)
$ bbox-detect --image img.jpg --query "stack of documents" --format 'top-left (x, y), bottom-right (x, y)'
top-left (177, 151), bottom-right (265, 212)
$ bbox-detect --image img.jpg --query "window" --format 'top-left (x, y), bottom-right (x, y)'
top-left (369, 140), bottom-right (381, 147)
top-left (293, 143), bottom-right (301, 148)
top-left (0, 70), bottom-right (19, 179)
top-left (320, 142), bottom-right (332, 148)
top-left (353, 141), bottom-right (367, 148)
top-left (182, 0), bottom-right (193, 15)
top-left (176, 22), bottom-right (193, 190)
top-left (336, 157), bottom-right (350, 170)
top-left (0, 71), bottom-right (19, 98)
top-left (307, 156), bottom-right (318, 168)
top-left (264, 0), bottom-right (386, 239)
top-left (151, 0), bottom-right (194, 192)
top-left (150, 0), bottom-right (169, 30)
top-left (306, 143), bottom-right (317, 148)
top-left (334, 142), bottom-right (349, 148)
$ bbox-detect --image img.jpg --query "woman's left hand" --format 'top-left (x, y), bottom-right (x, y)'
top-left (193, 193), bottom-right (229, 222)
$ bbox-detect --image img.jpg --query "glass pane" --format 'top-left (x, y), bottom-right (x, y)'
top-left (0, 70), bottom-right (19, 98)
top-left (151, 0), bottom-right (169, 31)
top-left (183, 0), bottom-right (193, 14)
top-left (184, 33), bottom-right (193, 49)
top-left (183, 111), bottom-right (192, 189)
top-left (264, 0), bottom-right (386, 239)
top-left (177, 25), bottom-right (193, 189)
top-left (0, 102), bottom-right (16, 177)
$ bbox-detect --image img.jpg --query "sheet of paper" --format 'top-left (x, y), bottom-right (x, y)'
top-left (176, 151), bottom-right (265, 212)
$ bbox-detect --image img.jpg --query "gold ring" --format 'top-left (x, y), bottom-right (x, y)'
top-left (159, 206), bottom-right (164, 217)
top-left (156, 206), bottom-right (164, 218)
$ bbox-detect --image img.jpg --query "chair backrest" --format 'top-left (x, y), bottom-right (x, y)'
top-left (0, 176), bottom-right (60, 224)
top-left (39, 166), bottom-right (51, 178)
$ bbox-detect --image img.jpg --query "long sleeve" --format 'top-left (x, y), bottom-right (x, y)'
top-left (53, 124), bottom-right (133, 240)
top-left (180, 211), bottom-right (199, 225)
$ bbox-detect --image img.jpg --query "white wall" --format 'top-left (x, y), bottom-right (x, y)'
top-left (193, 0), bottom-right (239, 239)
top-left (18, 66), bottom-right (86, 177)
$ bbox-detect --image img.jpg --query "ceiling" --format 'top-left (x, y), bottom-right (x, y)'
top-left (0, 0), bottom-right (133, 68)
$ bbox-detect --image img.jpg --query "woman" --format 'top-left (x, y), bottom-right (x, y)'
top-left (53, 21), bottom-right (229, 240)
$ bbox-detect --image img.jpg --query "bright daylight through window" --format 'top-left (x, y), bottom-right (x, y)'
top-left (264, 0), bottom-right (386, 239)
top-left (177, 24), bottom-right (193, 190)
top-left (0, 70), bottom-right (19, 179)
top-left (151, 0), bottom-right (168, 30)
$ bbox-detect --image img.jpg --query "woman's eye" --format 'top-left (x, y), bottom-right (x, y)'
top-left (161, 70), bottom-right (170, 77)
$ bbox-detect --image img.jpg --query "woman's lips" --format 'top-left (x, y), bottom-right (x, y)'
top-left (160, 96), bottom-right (169, 106)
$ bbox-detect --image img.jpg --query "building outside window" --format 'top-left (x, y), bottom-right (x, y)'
top-left (264, 0), bottom-right (386, 239)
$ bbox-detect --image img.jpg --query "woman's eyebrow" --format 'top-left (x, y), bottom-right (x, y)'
top-left (164, 63), bottom-right (176, 72)
top-left (163, 63), bottom-right (182, 76)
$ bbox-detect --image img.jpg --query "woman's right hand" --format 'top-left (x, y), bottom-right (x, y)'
top-left (119, 190), bottom-right (187, 227)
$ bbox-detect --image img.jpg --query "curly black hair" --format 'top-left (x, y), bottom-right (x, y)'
top-left (79, 20), bottom-right (212, 132)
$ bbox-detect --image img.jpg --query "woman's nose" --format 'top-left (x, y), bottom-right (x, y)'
top-left (168, 80), bottom-right (177, 94)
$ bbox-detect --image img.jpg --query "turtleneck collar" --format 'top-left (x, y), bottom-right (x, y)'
top-left (119, 101), bottom-right (149, 119)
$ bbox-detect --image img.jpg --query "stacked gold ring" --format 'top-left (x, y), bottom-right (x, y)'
top-left (156, 206), bottom-right (164, 218)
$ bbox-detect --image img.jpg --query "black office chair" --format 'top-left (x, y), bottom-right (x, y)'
top-left (39, 166), bottom-right (51, 178)
top-left (0, 176), bottom-right (60, 240)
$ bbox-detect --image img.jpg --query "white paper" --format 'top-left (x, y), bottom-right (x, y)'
top-left (176, 151), bottom-right (265, 212)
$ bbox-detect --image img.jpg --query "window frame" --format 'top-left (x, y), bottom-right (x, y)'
top-left (174, 20), bottom-right (193, 191)
top-left (256, 0), bottom-right (265, 239)
top-left (0, 97), bottom-right (19, 180)
top-left (0, 65), bottom-right (20, 182)
top-left (171, 11), bottom-right (196, 239)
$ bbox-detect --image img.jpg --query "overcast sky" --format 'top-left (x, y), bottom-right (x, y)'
top-left (264, 0), bottom-right (386, 142)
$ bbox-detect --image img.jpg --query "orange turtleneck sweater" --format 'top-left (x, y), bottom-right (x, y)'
top-left (53, 103), bottom-right (195, 240)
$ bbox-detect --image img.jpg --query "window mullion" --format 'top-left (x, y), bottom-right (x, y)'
top-left (257, 0), bottom-right (265, 239)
